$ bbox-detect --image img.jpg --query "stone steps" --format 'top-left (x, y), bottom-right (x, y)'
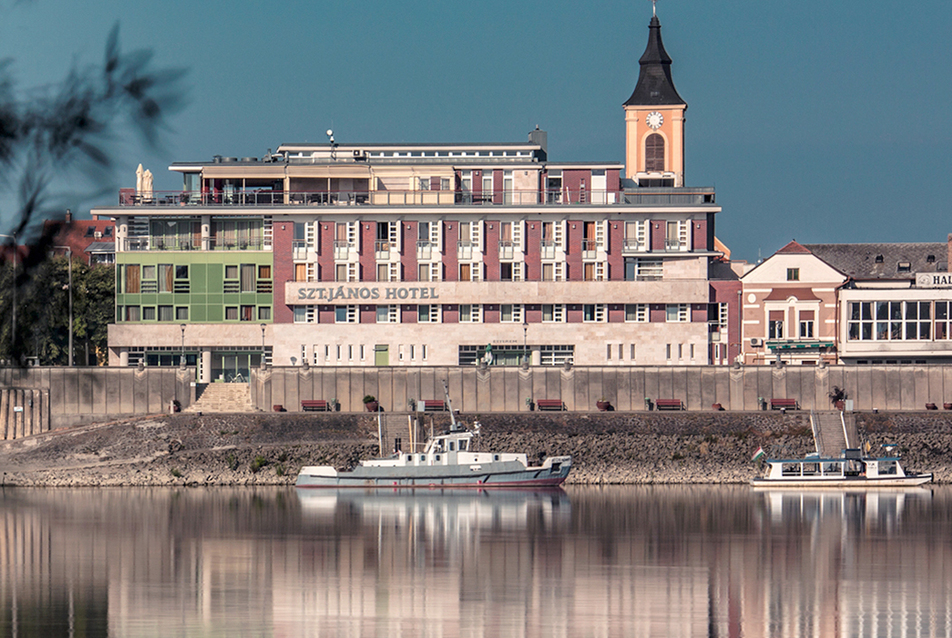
top-left (185, 383), bottom-right (256, 413)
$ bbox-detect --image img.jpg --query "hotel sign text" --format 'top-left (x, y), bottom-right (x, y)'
top-left (295, 285), bottom-right (440, 303)
top-left (916, 273), bottom-right (952, 289)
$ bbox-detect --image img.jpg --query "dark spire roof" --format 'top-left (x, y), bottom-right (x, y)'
top-left (624, 15), bottom-right (686, 107)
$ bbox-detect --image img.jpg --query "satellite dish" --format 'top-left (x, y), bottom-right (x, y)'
top-left (326, 129), bottom-right (333, 137)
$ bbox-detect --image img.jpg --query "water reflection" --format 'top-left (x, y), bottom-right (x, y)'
top-left (0, 485), bottom-right (949, 637)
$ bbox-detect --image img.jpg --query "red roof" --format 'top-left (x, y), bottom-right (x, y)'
top-left (776, 240), bottom-right (812, 254)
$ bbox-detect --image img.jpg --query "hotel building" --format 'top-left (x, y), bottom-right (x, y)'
top-left (97, 13), bottom-right (733, 382)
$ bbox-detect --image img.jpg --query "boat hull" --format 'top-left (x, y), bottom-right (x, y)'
top-left (297, 457), bottom-right (571, 489)
top-left (751, 473), bottom-right (933, 489)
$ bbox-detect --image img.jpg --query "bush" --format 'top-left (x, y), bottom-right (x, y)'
top-left (171, 468), bottom-right (182, 478)
top-left (250, 455), bottom-right (268, 473)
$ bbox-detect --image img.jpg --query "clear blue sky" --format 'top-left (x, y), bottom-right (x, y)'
top-left (3, 0), bottom-right (951, 261)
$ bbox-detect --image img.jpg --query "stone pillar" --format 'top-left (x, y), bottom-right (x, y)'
top-left (119, 350), bottom-right (129, 367)
top-left (201, 349), bottom-right (212, 383)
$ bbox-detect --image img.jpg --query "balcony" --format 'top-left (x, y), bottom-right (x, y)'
top-left (457, 241), bottom-right (474, 260)
top-left (375, 240), bottom-right (391, 260)
top-left (334, 241), bottom-right (352, 260)
top-left (498, 240), bottom-right (514, 260)
top-left (540, 240), bottom-right (557, 260)
top-left (417, 240), bottom-right (433, 260)
top-left (292, 240), bottom-right (309, 260)
top-left (581, 239), bottom-right (600, 259)
top-left (623, 238), bottom-right (646, 253)
top-left (665, 239), bottom-right (685, 251)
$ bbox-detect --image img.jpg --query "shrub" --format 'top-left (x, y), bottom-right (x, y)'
top-left (250, 455), bottom-right (268, 473)
top-left (171, 468), bottom-right (182, 478)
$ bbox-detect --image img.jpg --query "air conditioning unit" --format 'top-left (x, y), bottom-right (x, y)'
top-left (750, 338), bottom-right (763, 347)
top-left (94, 231), bottom-right (102, 239)
top-left (353, 149), bottom-right (367, 160)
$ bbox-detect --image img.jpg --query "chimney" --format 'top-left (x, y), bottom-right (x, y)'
top-left (528, 126), bottom-right (547, 162)
top-left (65, 208), bottom-right (72, 224)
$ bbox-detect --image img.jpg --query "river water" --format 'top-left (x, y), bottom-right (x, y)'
top-left (0, 485), bottom-right (949, 637)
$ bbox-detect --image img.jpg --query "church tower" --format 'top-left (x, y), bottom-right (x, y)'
top-left (624, 8), bottom-right (687, 187)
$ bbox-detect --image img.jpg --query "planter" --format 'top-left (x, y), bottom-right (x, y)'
top-left (364, 401), bottom-right (379, 412)
top-left (596, 401), bottom-right (611, 412)
top-left (835, 400), bottom-right (845, 411)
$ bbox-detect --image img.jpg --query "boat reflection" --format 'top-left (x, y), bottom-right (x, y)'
top-left (758, 487), bottom-right (933, 533)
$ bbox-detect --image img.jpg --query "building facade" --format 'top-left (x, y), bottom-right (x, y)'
top-left (97, 13), bottom-right (734, 382)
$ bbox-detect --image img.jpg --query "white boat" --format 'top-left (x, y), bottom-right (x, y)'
top-left (751, 448), bottom-right (932, 488)
top-left (296, 384), bottom-right (571, 489)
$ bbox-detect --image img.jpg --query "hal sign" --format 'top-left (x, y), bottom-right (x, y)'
top-left (916, 273), bottom-right (952, 288)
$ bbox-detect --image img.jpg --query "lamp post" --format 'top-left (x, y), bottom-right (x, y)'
top-left (0, 232), bottom-right (16, 358)
top-left (260, 323), bottom-right (266, 368)
top-left (522, 319), bottom-right (529, 366)
top-left (54, 246), bottom-right (73, 366)
top-left (180, 323), bottom-right (186, 367)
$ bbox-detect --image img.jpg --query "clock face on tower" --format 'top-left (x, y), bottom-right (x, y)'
top-left (646, 112), bottom-right (664, 130)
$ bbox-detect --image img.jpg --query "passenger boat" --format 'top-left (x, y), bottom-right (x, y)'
top-left (751, 448), bottom-right (932, 488)
top-left (296, 385), bottom-right (571, 489)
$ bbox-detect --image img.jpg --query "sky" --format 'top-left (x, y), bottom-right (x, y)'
top-left (2, 0), bottom-right (951, 262)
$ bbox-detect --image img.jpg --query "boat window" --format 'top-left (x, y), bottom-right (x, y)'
top-left (420, 455), bottom-right (426, 463)
top-left (435, 454), bottom-right (441, 461)
top-left (460, 440), bottom-right (468, 451)
top-left (879, 460), bottom-right (897, 475)
top-left (801, 463), bottom-right (819, 476)
top-left (494, 455), bottom-right (500, 461)
top-left (781, 463), bottom-right (800, 477)
top-left (448, 442), bottom-right (455, 451)
top-left (822, 462), bottom-right (842, 475)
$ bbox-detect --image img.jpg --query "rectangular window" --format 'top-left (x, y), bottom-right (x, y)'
top-left (418, 304), bottom-right (440, 323)
top-left (376, 304), bottom-right (398, 323)
top-left (542, 304), bottom-right (565, 323)
top-left (158, 305), bottom-right (174, 322)
top-left (500, 262), bottom-right (513, 281)
top-left (666, 304), bottom-right (688, 323)
top-left (500, 304), bottom-right (524, 323)
top-left (459, 304), bottom-right (481, 323)
top-left (125, 265), bottom-right (141, 293)
top-left (258, 307), bottom-right (271, 321)
top-left (225, 265), bottom-right (238, 279)
top-left (768, 310), bottom-right (784, 339)
top-left (583, 304), bottom-right (606, 322)
top-left (787, 268), bottom-right (800, 281)
top-left (241, 305), bottom-right (255, 321)
top-left (799, 310), bottom-right (814, 338)
top-left (625, 304), bottom-right (648, 322)
top-left (124, 306), bottom-right (140, 322)
top-left (175, 307), bottom-right (188, 321)
top-left (142, 306), bottom-right (155, 321)
top-left (335, 305), bottom-right (357, 323)
top-left (627, 258), bottom-right (663, 281)
top-left (225, 306), bottom-right (238, 321)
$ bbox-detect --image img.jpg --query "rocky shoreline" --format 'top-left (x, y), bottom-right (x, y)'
top-left (0, 411), bottom-right (950, 487)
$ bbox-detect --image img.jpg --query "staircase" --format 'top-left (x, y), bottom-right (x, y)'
top-left (811, 410), bottom-right (858, 457)
top-left (184, 383), bottom-right (256, 413)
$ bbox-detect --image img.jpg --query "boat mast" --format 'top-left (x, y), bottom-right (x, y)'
top-left (443, 380), bottom-right (459, 431)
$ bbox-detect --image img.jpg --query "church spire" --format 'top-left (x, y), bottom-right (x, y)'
top-left (623, 11), bottom-right (685, 107)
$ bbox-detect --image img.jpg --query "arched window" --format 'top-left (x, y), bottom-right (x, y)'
top-left (645, 134), bottom-right (665, 172)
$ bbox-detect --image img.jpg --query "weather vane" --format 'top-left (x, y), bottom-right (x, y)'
top-left (651, 0), bottom-right (657, 16)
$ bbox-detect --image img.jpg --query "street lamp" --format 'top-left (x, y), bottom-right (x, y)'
top-left (260, 323), bottom-right (266, 368)
top-left (522, 319), bottom-right (529, 367)
top-left (0, 232), bottom-right (17, 358)
top-left (180, 323), bottom-right (186, 367)
top-left (54, 246), bottom-right (73, 366)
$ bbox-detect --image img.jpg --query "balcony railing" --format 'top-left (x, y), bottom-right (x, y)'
top-left (540, 240), bottom-right (557, 260)
top-left (623, 239), bottom-right (647, 253)
top-left (457, 241), bottom-right (474, 260)
top-left (417, 240), bottom-right (433, 260)
top-left (582, 239), bottom-right (600, 258)
top-left (665, 239), bottom-right (685, 251)
top-left (292, 240), bottom-right (309, 260)
top-left (375, 240), bottom-right (391, 260)
top-left (334, 240), bottom-right (352, 260)
top-left (498, 240), bottom-right (514, 260)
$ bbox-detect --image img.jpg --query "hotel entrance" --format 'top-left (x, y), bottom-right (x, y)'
top-left (211, 351), bottom-right (263, 383)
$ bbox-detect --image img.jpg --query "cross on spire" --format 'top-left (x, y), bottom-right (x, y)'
top-left (651, 0), bottom-right (657, 17)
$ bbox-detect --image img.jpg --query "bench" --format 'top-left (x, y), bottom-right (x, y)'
top-left (301, 400), bottom-right (330, 412)
top-left (273, 404), bottom-right (285, 412)
top-left (770, 398), bottom-right (799, 410)
top-left (926, 403), bottom-right (938, 410)
top-left (655, 399), bottom-right (684, 411)
top-left (422, 400), bottom-right (446, 412)
top-left (712, 403), bottom-right (724, 411)
top-left (536, 399), bottom-right (565, 411)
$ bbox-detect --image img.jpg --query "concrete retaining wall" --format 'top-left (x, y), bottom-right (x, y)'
top-left (252, 364), bottom-right (952, 414)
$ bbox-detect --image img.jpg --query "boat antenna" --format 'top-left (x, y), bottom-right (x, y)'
top-left (376, 409), bottom-right (383, 457)
top-left (442, 380), bottom-right (459, 431)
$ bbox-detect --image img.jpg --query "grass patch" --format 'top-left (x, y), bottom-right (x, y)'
top-left (274, 464), bottom-right (285, 477)
top-left (226, 454), bottom-right (239, 471)
top-left (250, 455), bottom-right (268, 473)
top-left (171, 468), bottom-right (182, 478)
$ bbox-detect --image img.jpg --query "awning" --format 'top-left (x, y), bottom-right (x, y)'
top-left (763, 287), bottom-right (821, 301)
top-left (766, 341), bottom-right (835, 351)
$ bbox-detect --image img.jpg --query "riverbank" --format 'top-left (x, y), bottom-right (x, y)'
top-left (0, 411), bottom-right (949, 486)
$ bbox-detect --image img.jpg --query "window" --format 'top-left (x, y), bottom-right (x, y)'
top-left (293, 306), bottom-right (316, 323)
top-left (418, 304), bottom-right (440, 323)
top-left (335, 305), bottom-right (357, 323)
top-left (542, 262), bottom-right (564, 281)
top-left (175, 265), bottom-right (188, 279)
top-left (624, 221), bottom-right (647, 252)
top-left (768, 310), bottom-right (784, 339)
top-left (240, 264), bottom-right (255, 292)
top-left (625, 304), bottom-right (648, 322)
top-left (500, 262), bottom-right (513, 281)
top-left (225, 307), bottom-right (238, 321)
top-left (225, 265), bottom-right (238, 279)
top-left (799, 310), bottom-right (814, 338)
top-left (666, 304), bottom-right (688, 323)
top-left (626, 258), bottom-right (663, 281)
top-left (175, 307), bottom-right (188, 321)
top-left (124, 265), bottom-right (141, 293)
top-left (459, 263), bottom-right (480, 281)
top-left (258, 307), bottom-right (271, 321)
top-left (542, 304), bottom-right (565, 323)
top-left (787, 268), bottom-right (800, 281)
top-left (124, 306), bottom-right (140, 321)
top-left (459, 304), bottom-right (481, 323)
top-left (848, 301), bottom-right (931, 341)
top-left (583, 262), bottom-right (605, 281)
top-left (142, 306), bottom-right (155, 321)
top-left (539, 345), bottom-right (574, 366)
top-left (241, 305), bottom-right (255, 321)
top-left (158, 305), bottom-right (174, 322)
top-left (645, 133), bottom-right (664, 172)
top-left (583, 304), bottom-right (606, 322)
top-left (376, 304), bottom-right (398, 323)
top-left (936, 302), bottom-right (950, 340)
top-left (500, 304), bottom-right (523, 323)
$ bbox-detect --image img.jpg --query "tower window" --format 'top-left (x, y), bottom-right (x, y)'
top-left (645, 133), bottom-right (665, 172)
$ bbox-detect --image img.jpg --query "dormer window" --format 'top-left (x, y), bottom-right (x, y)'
top-left (927, 255), bottom-right (936, 263)
top-left (897, 262), bottom-right (911, 272)
top-left (875, 255), bottom-right (884, 263)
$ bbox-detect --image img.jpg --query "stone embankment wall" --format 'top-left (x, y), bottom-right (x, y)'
top-left (0, 411), bottom-right (949, 487)
top-left (254, 364), bottom-right (952, 414)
